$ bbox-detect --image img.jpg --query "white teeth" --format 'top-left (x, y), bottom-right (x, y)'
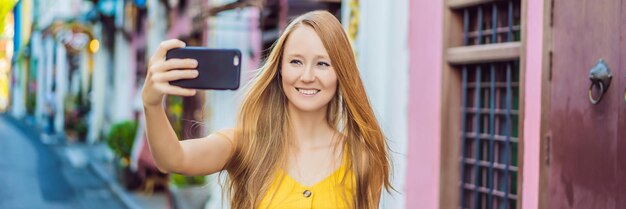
top-left (297, 88), bottom-right (319, 95)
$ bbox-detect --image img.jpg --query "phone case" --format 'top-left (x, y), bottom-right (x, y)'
top-left (166, 47), bottom-right (241, 90)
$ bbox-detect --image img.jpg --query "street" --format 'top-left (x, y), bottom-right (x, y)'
top-left (0, 115), bottom-right (128, 209)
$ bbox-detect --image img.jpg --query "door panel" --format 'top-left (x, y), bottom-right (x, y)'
top-left (548, 0), bottom-right (622, 208)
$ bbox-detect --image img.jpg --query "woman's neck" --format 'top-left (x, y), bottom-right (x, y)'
top-left (287, 103), bottom-right (335, 150)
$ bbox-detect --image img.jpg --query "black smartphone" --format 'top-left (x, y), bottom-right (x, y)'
top-left (165, 47), bottom-right (241, 90)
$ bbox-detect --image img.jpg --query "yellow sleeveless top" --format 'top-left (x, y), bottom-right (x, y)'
top-left (258, 149), bottom-right (355, 209)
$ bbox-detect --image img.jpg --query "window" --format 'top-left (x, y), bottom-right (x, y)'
top-left (445, 0), bottom-right (522, 208)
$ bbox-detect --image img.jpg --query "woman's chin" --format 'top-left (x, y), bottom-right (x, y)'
top-left (288, 102), bottom-right (327, 113)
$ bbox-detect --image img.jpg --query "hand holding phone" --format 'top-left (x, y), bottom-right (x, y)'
top-left (143, 40), bottom-right (198, 107)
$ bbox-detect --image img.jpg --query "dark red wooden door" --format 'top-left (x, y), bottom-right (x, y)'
top-left (548, 0), bottom-right (624, 208)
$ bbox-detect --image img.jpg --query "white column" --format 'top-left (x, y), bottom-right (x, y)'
top-left (43, 36), bottom-right (54, 129)
top-left (88, 23), bottom-right (109, 143)
top-left (349, 0), bottom-right (409, 208)
top-left (54, 42), bottom-right (67, 133)
top-left (33, 31), bottom-right (46, 124)
top-left (146, 0), bottom-right (167, 57)
top-left (111, 31), bottom-right (133, 123)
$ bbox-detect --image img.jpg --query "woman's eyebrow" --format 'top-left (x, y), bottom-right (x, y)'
top-left (285, 53), bottom-right (329, 59)
top-left (285, 53), bottom-right (304, 59)
top-left (314, 55), bottom-right (330, 60)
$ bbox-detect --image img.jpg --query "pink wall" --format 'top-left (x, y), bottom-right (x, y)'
top-left (522, 0), bottom-right (544, 208)
top-left (406, 0), bottom-right (444, 208)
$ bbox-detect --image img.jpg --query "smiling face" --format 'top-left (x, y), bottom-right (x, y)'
top-left (280, 25), bottom-right (338, 113)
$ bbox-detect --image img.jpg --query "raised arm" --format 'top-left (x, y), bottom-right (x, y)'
top-left (142, 39), bottom-right (235, 176)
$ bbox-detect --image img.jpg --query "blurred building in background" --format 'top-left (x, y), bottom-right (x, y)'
top-left (3, 0), bottom-right (625, 209)
top-left (0, 0), bottom-right (17, 113)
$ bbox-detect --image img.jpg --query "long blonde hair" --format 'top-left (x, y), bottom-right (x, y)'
top-left (224, 10), bottom-right (392, 209)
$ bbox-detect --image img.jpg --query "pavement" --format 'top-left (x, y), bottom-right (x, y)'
top-left (0, 114), bottom-right (168, 209)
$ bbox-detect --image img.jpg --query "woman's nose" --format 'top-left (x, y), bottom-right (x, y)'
top-left (299, 66), bottom-right (315, 82)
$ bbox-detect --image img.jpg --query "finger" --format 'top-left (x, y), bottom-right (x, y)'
top-left (152, 58), bottom-right (198, 73)
top-left (150, 39), bottom-right (186, 63)
top-left (153, 83), bottom-right (197, 97)
top-left (151, 70), bottom-right (199, 83)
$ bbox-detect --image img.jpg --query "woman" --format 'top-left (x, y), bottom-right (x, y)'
top-left (142, 10), bottom-right (391, 209)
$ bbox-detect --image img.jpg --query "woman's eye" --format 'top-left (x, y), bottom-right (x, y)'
top-left (317, 62), bottom-right (330, 67)
top-left (290, 60), bottom-right (302, 65)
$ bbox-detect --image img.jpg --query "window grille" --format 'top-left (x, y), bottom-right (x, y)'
top-left (459, 61), bottom-right (519, 209)
top-left (459, 0), bottom-right (521, 46)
